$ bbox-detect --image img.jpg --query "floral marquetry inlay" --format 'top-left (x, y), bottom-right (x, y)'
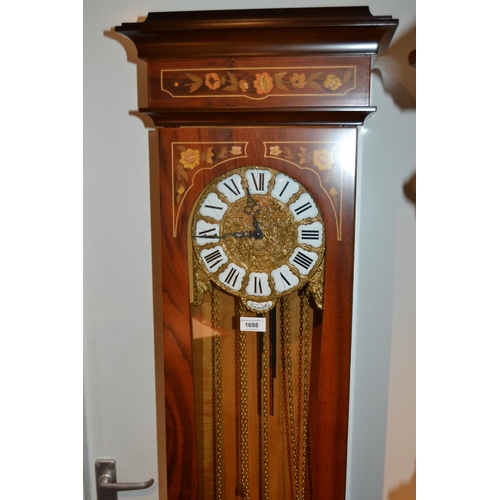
top-left (171, 142), bottom-right (248, 237)
top-left (264, 142), bottom-right (343, 240)
top-left (171, 139), bottom-right (345, 240)
top-left (161, 66), bottom-right (356, 100)
top-left (173, 143), bottom-right (247, 202)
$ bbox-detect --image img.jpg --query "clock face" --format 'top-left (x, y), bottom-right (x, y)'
top-left (192, 167), bottom-right (325, 311)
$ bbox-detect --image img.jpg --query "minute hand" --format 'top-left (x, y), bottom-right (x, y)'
top-left (195, 229), bottom-right (260, 240)
top-left (243, 188), bottom-right (264, 239)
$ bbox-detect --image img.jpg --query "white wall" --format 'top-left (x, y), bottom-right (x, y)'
top-left (83, 1), bottom-right (415, 499)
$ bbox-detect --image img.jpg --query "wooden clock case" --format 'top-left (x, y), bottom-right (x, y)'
top-left (116, 7), bottom-right (398, 500)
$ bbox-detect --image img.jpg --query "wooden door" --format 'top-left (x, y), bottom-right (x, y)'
top-left (157, 125), bottom-right (356, 498)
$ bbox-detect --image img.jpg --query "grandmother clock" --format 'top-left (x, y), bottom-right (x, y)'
top-left (116, 7), bottom-right (397, 500)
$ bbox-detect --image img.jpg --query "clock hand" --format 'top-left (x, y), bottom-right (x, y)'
top-left (227, 230), bottom-right (260, 239)
top-left (243, 187), bottom-right (257, 209)
top-left (251, 211), bottom-right (264, 240)
top-left (243, 188), bottom-right (265, 239)
top-left (195, 189), bottom-right (264, 240)
top-left (194, 229), bottom-right (260, 240)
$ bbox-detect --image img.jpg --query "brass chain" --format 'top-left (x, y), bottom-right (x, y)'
top-left (278, 292), bottom-right (312, 500)
top-left (235, 301), bottom-right (242, 496)
top-left (209, 291), bottom-right (310, 499)
top-left (211, 286), bottom-right (223, 500)
top-left (280, 408), bottom-right (288, 500)
top-left (240, 340), bottom-right (250, 498)
top-left (297, 294), bottom-right (304, 474)
top-left (301, 289), bottom-right (312, 499)
top-left (238, 300), bottom-right (250, 499)
top-left (280, 298), bottom-right (294, 496)
top-left (284, 296), bottom-right (300, 499)
top-left (306, 293), bottom-right (314, 499)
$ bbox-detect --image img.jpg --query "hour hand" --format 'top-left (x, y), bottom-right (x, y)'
top-left (222, 228), bottom-right (265, 239)
top-left (251, 217), bottom-right (264, 240)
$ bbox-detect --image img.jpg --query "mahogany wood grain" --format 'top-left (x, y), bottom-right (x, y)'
top-left (158, 134), bottom-right (197, 499)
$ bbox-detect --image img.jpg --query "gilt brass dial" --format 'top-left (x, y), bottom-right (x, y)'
top-left (192, 167), bottom-right (325, 312)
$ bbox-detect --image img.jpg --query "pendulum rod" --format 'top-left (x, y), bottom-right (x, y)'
top-left (211, 286), bottom-right (223, 500)
top-left (259, 314), bottom-right (269, 500)
top-left (269, 307), bottom-right (277, 416)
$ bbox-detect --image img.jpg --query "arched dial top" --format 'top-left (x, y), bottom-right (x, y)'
top-left (192, 167), bottom-right (325, 312)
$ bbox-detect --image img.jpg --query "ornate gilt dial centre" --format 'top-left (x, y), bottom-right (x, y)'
top-left (222, 196), bottom-right (296, 271)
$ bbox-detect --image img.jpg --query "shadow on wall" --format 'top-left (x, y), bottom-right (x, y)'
top-left (373, 23), bottom-right (416, 208)
top-left (373, 21), bottom-right (417, 500)
top-left (372, 23), bottom-right (416, 110)
top-left (388, 465), bottom-right (416, 500)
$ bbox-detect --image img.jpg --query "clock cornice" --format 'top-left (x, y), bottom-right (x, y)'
top-left (115, 7), bottom-right (397, 127)
top-left (115, 6), bottom-right (398, 59)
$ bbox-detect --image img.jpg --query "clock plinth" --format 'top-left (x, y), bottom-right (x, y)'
top-left (116, 7), bottom-right (398, 500)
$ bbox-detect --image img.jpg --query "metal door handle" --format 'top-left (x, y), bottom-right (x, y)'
top-left (95, 459), bottom-right (154, 500)
top-left (99, 474), bottom-right (154, 491)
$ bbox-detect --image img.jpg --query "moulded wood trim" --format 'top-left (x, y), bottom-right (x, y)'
top-left (141, 6), bottom-right (391, 30)
top-left (139, 107), bottom-right (377, 127)
top-left (115, 7), bottom-right (398, 60)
